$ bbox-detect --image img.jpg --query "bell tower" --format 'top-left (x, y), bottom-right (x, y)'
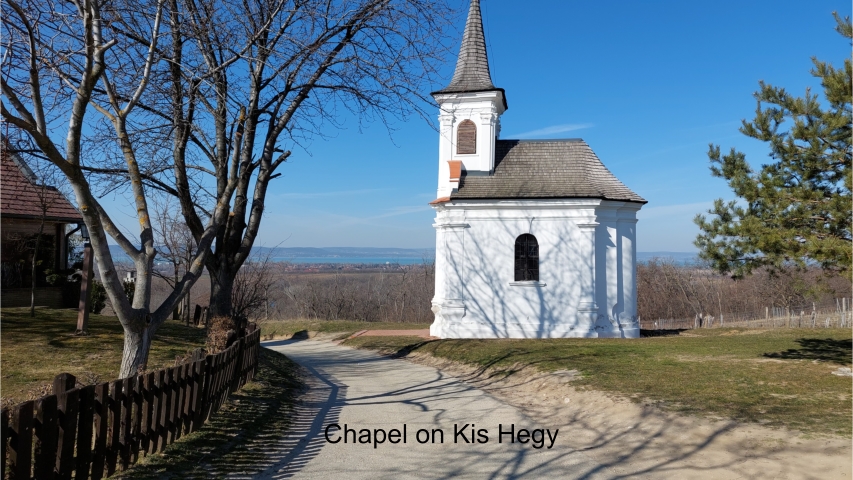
top-left (431, 0), bottom-right (507, 200)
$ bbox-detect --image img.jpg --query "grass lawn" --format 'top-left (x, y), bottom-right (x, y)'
top-left (257, 319), bottom-right (430, 339)
top-left (114, 348), bottom-right (302, 479)
top-left (344, 328), bottom-right (853, 437)
top-left (1, 307), bottom-right (206, 407)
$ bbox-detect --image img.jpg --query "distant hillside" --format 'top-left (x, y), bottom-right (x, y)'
top-left (254, 246), bottom-right (434, 259)
top-left (107, 245), bottom-right (434, 264)
top-left (636, 251), bottom-right (699, 263)
top-left (107, 245), bottom-right (695, 264)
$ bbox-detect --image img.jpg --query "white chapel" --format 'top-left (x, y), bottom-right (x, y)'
top-left (429, 0), bottom-right (647, 339)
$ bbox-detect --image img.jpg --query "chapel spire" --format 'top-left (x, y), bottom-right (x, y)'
top-left (434, 0), bottom-right (502, 96)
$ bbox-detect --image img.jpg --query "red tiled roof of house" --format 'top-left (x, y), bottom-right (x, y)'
top-left (1, 147), bottom-right (83, 223)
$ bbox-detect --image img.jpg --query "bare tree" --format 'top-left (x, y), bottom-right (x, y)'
top-left (2, 0), bottom-right (238, 377)
top-left (90, 0), bottom-right (456, 318)
top-left (231, 249), bottom-right (277, 322)
top-left (637, 258), bottom-right (849, 324)
top-left (151, 197), bottom-right (198, 322)
top-left (3, 0), bottom-right (454, 376)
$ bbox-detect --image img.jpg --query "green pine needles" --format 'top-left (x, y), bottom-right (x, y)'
top-left (695, 12), bottom-right (852, 278)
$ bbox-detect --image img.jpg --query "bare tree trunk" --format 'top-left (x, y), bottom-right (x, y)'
top-left (120, 317), bottom-right (155, 375)
top-left (29, 216), bottom-right (45, 317)
top-left (208, 265), bottom-right (235, 318)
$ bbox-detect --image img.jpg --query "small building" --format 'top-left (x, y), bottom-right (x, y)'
top-left (1, 145), bottom-right (83, 308)
top-left (429, 1), bottom-right (646, 339)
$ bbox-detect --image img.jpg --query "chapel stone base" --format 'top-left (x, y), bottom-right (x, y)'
top-left (430, 302), bottom-right (639, 339)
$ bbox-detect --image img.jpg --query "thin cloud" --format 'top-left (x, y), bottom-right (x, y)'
top-left (505, 123), bottom-right (592, 139)
top-left (268, 204), bottom-right (432, 226)
top-left (367, 205), bottom-right (432, 220)
top-left (637, 201), bottom-right (713, 220)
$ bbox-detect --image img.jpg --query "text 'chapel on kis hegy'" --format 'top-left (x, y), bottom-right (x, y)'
top-left (428, 0), bottom-right (647, 339)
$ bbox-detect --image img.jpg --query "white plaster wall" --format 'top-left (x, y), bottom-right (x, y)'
top-left (430, 199), bottom-right (642, 339)
top-left (434, 91), bottom-right (505, 199)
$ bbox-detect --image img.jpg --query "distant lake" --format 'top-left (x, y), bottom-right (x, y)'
top-left (272, 256), bottom-right (432, 265)
top-left (106, 245), bottom-right (693, 266)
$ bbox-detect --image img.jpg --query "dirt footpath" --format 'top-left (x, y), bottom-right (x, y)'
top-left (400, 352), bottom-right (852, 480)
top-left (263, 338), bottom-right (611, 479)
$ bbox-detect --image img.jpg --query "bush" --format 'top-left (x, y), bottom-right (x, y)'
top-left (89, 281), bottom-right (107, 314)
top-left (206, 316), bottom-right (237, 353)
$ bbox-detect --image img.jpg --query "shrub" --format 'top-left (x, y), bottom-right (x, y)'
top-left (206, 316), bottom-right (237, 353)
top-left (89, 281), bottom-right (107, 314)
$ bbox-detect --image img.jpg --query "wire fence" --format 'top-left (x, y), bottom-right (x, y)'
top-left (639, 298), bottom-right (851, 330)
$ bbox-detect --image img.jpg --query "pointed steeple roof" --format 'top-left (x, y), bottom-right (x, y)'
top-left (433, 0), bottom-right (506, 106)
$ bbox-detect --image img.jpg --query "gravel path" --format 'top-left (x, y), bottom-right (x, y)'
top-left (256, 339), bottom-right (611, 479)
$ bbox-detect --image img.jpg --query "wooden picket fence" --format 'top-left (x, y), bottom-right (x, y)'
top-left (0, 326), bottom-right (261, 479)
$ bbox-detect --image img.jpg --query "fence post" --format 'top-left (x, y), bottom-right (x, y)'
top-left (159, 369), bottom-right (172, 452)
top-left (2, 408), bottom-right (8, 480)
top-left (232, 338), bottom-right (246, 393)
top-left (168, 367), bottom-right (180, 444)
top-left (130, 377), bottom-right (143, 464)
top-left (173, 365), bottom-right (187, 442)
top-left (32, 395), bottom-right (58, 480)
top-left (0, 408), bottom-right (9, 478)
top-left (192, 359), bottom-right (207, 432)
top-left (200, 355), bottom-right (214, 426)
top-left (55, 386), bottom-right (80, 480)
top-left (183, 362), bottom-right (194, 435)
top-left (52, 373), bottom-right (75, 396)
top-left (151, 370), bottom-right (165, 454)
top-left (119, 377), bottom-right (134, 471)
top-left (9, 400), bottom-right (34, 480)
top-left (105, 380), bottom-right (122, 476)
top-left (75, 385), bottom-right (96, 480)
top-left (140, 373), bottom-right (154, 456)
top-left (90, 383), bottom-right (109, 480)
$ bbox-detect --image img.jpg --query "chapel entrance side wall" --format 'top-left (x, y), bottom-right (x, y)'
top-left (430, 201), bottom-right (641, 339)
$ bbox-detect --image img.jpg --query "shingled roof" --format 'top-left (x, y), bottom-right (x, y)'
top-left (450, 139), bottom-right (647, 204)
top-left (432, 0), bottom-right (505, 102)
top-left (1, 147), bottom-right (83, 223)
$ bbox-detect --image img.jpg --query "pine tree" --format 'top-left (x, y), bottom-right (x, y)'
top-left (694, 13), bottom-right (852, 278)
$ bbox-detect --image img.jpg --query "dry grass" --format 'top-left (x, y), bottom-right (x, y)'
top-left (0, 307), bottom-right (206, 407)
top-left (256, 318), bottom-right (430, 340)
top-left (344, 328), bottom-right (853, 437)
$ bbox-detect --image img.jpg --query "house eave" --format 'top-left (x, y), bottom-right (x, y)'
top-left (1, 213), bottom-right (83, 223)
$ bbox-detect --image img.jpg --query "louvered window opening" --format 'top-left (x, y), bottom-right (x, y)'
top-left (514, 234), bottom-right (539, 281)
top-left (457, 120), bottom-right (476, 154)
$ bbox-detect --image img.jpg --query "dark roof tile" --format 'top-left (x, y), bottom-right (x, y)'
top-left (451, 139), bottom-right (646, 203)
top-left (1, 147), bottom-right (83, 223)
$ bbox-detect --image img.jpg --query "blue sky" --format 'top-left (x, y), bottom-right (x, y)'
top-left (103, 0), bottom-right (851, 251)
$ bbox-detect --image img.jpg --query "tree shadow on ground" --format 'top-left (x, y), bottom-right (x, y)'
top-left (386, 339), bottom-right (438, 359)
top-left (640, 329), bottom-right (689, 337)
top-left (763, 338), bottom-right (852, 365)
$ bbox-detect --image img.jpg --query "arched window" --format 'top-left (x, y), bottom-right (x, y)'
top-left (514, 234), bottom-right (539, 281)
top-left (456, 119), bottom-right (476, 154)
